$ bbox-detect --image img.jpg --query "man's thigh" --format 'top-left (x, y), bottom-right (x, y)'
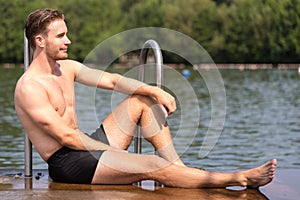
top-left (101, 95), bottom-right (146, 149)
top-left (91, 150), bottom-right (170, 184)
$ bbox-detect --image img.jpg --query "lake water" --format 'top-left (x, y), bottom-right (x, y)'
top-left (0, 66), bottom-right (299, 172)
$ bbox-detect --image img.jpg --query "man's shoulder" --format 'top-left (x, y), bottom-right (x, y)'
top-left (58, 59), bottom-right (81, 76)
top-left (14, 75), bottom-right (47, 110)
top-left (58, 59), bottom-right (81, 69)
top-left (15, 74), bottom-right (45, 96)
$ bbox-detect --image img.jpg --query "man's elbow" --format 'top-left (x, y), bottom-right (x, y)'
top-left (58, 133), bottom-right (77, 148)
top-left (57, 131), bottom-right (83, 150)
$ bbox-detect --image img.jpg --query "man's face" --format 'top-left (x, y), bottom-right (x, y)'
top-left (44, 19), bottom-right (71, 60)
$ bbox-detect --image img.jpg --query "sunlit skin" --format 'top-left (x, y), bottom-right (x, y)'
top-left (15, 18), bottom-right (277, 188)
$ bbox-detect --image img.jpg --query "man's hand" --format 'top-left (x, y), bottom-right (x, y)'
top-left (152, 87), bottom-right (177, 117)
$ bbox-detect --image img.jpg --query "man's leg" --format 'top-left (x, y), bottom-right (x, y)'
top-left (92, 150), bottom-right (277, 188)
top-left (102, 94), bottom-right (184, 165)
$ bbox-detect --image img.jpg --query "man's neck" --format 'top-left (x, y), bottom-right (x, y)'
top-left (31, 51), bottom-right (60, 75)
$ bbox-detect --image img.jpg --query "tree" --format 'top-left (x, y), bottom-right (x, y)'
top-left (191, 0), bottom-right (223, 61)
top-left (56, 0), bottom-right (123, 61)
top-left (123, 0), bottom-right (164, 28)
top-left (1, 0), bottom-right (300, 63)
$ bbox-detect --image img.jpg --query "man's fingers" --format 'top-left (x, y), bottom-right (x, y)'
top-left (161, 105), bottom-right (168, 118)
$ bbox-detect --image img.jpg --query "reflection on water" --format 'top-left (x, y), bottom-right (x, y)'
top-left (0, 66), bottom-right (299, 171)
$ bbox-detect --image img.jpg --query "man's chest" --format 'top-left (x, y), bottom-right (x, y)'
top-left (40, 74), bottom-right (75, 116)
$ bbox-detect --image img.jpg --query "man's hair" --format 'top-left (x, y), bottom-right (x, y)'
top-left (25, 8), bottom-right (64, 50)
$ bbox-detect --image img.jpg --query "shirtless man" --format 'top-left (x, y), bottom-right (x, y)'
top-left (15, 8), bottom-right (277, 188)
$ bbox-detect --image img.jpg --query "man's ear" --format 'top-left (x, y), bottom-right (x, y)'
top-left (35, 34), bottom-right (45, 48)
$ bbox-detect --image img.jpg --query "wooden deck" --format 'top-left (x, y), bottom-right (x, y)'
top-left (0, 169), bottom-right (299, 200)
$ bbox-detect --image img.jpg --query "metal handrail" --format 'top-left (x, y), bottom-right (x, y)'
top-left (24, 29), bottom-right (32, 178)
top-left (134, 39), bottom-right (164, 154)
top-left (134, 40), bottom-right (164, 187)
top-left (139, 40), bottom-right (163, 88)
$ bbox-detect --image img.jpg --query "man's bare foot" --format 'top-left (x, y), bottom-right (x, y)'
top-left (243, 159), bottom-right (277, 188)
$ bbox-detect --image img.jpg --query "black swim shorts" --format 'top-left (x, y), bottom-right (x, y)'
top-left (47, 124), bottom-right (110, 184)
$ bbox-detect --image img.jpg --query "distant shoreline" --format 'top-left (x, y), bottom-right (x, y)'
top-left (1, 63), bottom-right (299, 70)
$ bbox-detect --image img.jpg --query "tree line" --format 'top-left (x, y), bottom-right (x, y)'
top-left (0, 0), bottom-right (299, 64)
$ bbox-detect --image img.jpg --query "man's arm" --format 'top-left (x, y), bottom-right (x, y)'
top-left (70, 60), bottom-right (176, 116)
top-left (15, 79), bottom-right (120, 152)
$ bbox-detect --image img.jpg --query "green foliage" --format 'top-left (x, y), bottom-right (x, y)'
top-left (0, 0), bottom-right (299, 63)
top-left (124, 0), bottom-right (164, 28)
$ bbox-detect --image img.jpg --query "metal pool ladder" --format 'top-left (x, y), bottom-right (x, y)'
top-left (24, 30), bottom-right (33, 178)
top-left (134, 40), bottom-right (164, 187)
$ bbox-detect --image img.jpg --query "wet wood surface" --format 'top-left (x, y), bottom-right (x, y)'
top-left (0, 169), bottom-right (299, 200)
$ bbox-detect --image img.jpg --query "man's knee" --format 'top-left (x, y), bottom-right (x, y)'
top-left (129, 94), bottom-right (156, 107)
